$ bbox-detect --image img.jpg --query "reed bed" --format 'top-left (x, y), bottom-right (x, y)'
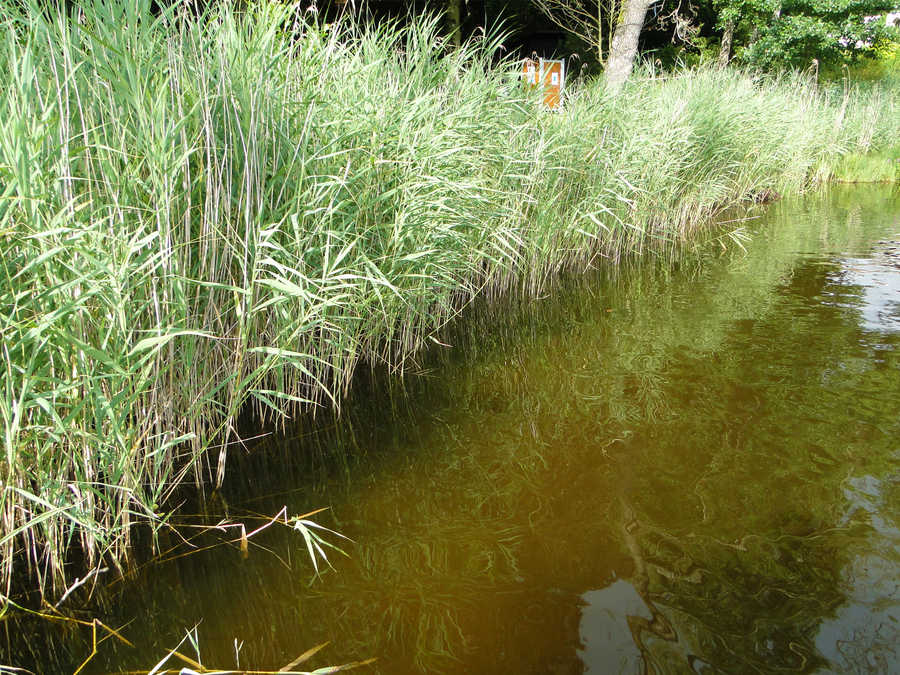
top-left (1, 0), bottom-right (897, 603)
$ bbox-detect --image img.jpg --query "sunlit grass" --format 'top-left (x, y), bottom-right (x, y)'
top-left (0, 0), bottom-right (897, 605)
top-left (831, 149), bottom-right (900, 182)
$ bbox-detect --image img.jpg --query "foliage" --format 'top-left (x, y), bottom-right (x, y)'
top-left (825, 38), bottom-right (900, 80)
top-left (830, 148), bottom-right (900, 181)
top-left (719, 0), bottom-right (900, 70)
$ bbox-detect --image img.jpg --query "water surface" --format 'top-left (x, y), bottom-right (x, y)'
top-left (7, 186), bottom-right (900, 674)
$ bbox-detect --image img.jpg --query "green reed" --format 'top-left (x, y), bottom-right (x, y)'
top-left (0, 0), bottom-right (897, 603)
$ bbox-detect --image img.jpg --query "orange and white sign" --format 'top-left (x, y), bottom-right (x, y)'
top-left (521, 58), bottom-right (565, 110)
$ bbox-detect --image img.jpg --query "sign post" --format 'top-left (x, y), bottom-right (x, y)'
top-left (522, 58), bottom-right (565, 110)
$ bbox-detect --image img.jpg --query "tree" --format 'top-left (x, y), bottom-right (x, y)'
top-left (718, 16), bottom-right (735, 66)
top-left (605, 0), bottom-right (657, 88)
top-left (446, 0), bottom-right (462, 47)
top-left (534, 0), bottom-right (661, 88)
top-left (713, 0), bottom-right (899, 71)
top-left (532, 0), bottom-right (610, 61)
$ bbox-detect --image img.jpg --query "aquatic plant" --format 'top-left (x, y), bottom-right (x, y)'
top-left (1, 0), bottom-right (897, 605)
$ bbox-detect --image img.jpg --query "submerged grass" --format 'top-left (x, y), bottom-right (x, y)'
top-left (1, 0), bottom-right (898, 604)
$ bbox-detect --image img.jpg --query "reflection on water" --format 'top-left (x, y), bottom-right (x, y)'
top-left (837, 250), bottom-right (900, 333)
top-left (5, 186), bottom-right (900, 674)
top-left (815, 475), bottom-right (900, 673)
top-left (579, 581), bottom-right (651, 673)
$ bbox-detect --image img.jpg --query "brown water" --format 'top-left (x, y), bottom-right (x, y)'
top-left (6, 186), bottom-right (900, 674)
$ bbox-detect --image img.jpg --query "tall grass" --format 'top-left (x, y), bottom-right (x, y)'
top-left (0, 0), bottom-right (897, 603)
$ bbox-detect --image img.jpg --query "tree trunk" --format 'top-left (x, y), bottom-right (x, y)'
top-left (446, 0), bottom-right (462, 48)
top-left (605, 0), bottom-right (653, 90)
top-left (718, 18), bottom-right (734, 68)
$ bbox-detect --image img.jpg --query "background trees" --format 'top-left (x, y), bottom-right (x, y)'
top-left (531, 0), bottom-right (661, 89)
top-left (324, 0), bottom-right (900, 80)
top-left (528, 0), bottom-right (899, 77)
top-left (712, 0), bottom-right (899, 71)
